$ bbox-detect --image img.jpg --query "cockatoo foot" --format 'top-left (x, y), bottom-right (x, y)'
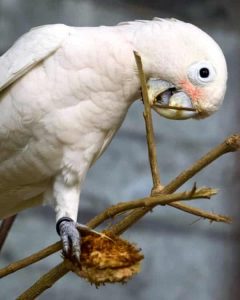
top-left (56, 217), bottom-right (81, 262)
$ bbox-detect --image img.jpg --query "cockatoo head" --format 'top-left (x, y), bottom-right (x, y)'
top-left (135, 19), bottom-right (228, 120)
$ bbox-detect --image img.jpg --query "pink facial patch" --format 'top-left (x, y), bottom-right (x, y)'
top-left (180, 80), bottom-right (203, 102)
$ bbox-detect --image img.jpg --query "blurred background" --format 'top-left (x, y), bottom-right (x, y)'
top-left (0, 0), bottom-right (239, 299)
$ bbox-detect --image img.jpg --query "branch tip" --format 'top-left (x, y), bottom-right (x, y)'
top-left (225, 134), bottom-right (240, 151)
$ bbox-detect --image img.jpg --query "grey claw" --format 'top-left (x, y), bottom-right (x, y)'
top-left (71, 233), bottom-right (81, 262)
top-left (73, 248), bottom-right (81, 263)
top-left (61, 233), bottom-right (70, 254)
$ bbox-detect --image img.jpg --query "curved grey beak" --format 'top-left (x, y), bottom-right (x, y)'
top-left (147, 79), bottom-right (198, 120)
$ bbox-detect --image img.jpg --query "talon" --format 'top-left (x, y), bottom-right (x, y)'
top-left (61, 233), bottom-right (70, 255)
top-left (73, 248), bottom-right (81, 263)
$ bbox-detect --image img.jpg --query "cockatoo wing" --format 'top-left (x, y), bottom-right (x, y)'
top-left (0, 24), bottom-right (69, 92)
top-left (91, 127), bottom-right (119, 166)
top-left (0, 25), bottom-right (71, 217)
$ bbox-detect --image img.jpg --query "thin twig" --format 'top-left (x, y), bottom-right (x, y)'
top-left (0, 215), bottom-right (17, 252)
top-left (134, 51), bottom-right (162, 191)
top-left (167, 202), bottom-right (231, 223)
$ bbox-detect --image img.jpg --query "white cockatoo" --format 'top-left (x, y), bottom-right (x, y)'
top-left (0, 18), bottom-right (227, 259)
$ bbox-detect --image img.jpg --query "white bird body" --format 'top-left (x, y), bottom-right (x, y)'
top-left (0, 24), bottom-right (138, 220)
top-left (0, 19), bottom-right (227, 230)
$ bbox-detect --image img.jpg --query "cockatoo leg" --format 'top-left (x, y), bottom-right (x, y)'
top-left (53, 172), bottom-right (82, 261)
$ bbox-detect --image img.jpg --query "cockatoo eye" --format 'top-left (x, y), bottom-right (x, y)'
top-left (199, 68), bottom-right (209, 78)
top-left (187, 61), bottom-right (216, 85)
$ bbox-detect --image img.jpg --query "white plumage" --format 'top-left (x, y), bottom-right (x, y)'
top-left (0, 19), bottom-right (227, 251)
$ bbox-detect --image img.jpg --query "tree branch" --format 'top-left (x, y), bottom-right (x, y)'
top-left (108, 134), bottom-right (238, 235)
top-left (0, 187), bottom-right (216, 279)
top-left (16, 261), bottom-right (69, 300)
top-left (11, 184), bottom-right (230, 299)
top-left (0, 241), bottom-right (61, 279)
top-left (87, 187), bottom-right (218, 229)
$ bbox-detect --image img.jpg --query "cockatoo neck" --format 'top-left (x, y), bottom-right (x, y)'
top-left (102, 26), bottom-right (142, 105)
top-left (115, 23), bottom-right (170, 102)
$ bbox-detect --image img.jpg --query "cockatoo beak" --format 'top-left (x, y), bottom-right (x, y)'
top-left (147, 78), bottom-right (198, 120)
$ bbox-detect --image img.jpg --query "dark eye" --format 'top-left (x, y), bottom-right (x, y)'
top-left (199, 68), bottom-right (210, 78)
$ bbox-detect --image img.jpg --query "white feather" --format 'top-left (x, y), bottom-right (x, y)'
top-left (0, 24), bottom-right (69, 92)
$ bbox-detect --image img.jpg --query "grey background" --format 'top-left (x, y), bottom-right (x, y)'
top-left (0, 1), bottom-right (240, 299)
